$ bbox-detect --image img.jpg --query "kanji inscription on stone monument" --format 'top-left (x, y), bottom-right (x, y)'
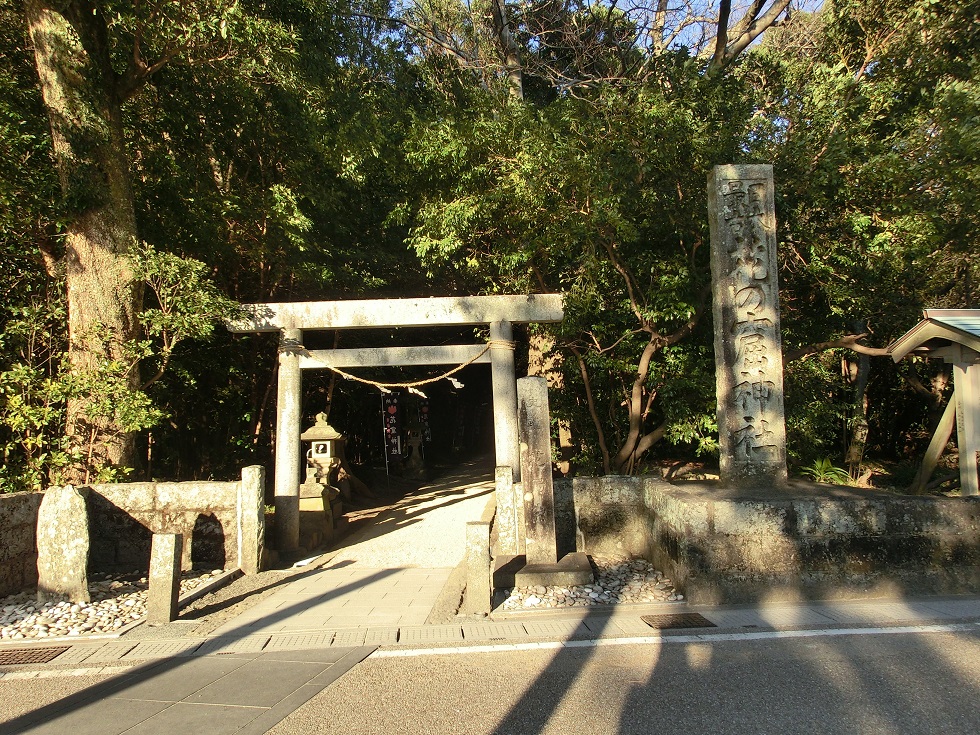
top-left (708, 164), bottom-right (788, 487)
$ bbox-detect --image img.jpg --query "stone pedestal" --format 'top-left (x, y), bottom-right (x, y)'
top-left (297, 478), bottom-right (338, 550)
top-left (36, 485), bottom-right (90, 604)
top-left (147, 533), bottom-right (182, 625)
top-left (708, 164), bottom-right (788, 488)
top-left (494, 552), bottom-right (595, 589)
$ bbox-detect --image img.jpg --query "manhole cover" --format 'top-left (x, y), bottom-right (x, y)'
top-left (0, 646), bottom-right (71, 666)
top-left (640, 613), bottom-right (717, 630)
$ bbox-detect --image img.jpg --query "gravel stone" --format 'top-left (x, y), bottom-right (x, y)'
top-left (0, 569), bottom-right (221, 641)
top-left (499, 556), bottom-right (679, 611)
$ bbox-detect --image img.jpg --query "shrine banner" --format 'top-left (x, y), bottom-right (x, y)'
top-left (383, 393), bottom-right (401, 456)
top-left (419, 399), bottom-right (432, 442)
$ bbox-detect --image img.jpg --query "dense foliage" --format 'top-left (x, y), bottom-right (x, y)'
top-left (1, 0), bottom-right (976, 491)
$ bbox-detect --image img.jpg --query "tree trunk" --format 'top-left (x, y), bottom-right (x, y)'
top-left (26, 1), bottom-right (142, 480)
top-left (612, 335), bottom-right (660, 473)
top-left (488, 0), bottom-right (523, 99)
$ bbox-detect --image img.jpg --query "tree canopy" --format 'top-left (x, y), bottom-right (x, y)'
top-left (1, 0), bottom-right (976, 492)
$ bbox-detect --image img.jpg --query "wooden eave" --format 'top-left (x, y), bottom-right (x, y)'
top-left (889, 310), bottom-right (980, 362)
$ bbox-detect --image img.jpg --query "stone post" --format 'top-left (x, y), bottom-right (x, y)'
top-left (518, 376), bottom-right (558, 565)
top-left (147, 533), bottom-right (182, 625)
top-left (490, 320), bottom-right (521, 482)
top-left (238, 465), bottom-right (266, 574)
top-left (494, 466), bottom-right (520, 555)
top-left (275, 328), bottom-right (303, 551)
top-left (953, 358), bottom-right (980, 496)
top-left (461, 521), bottom-right (492, 615)
top-left (36, 485), bottom-right (90, 604)
top-left (708, 164), bottom-right (788, 488)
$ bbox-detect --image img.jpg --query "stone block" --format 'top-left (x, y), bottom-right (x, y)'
top-left (461, 521), bottom-right (491, 615)
top-left (494, 467), bottom-right (520, 556)
top-left (147, 533), bottom-right (183, 625)
top-left (36, 485), bottom-right (90, 603)
top-left (513, 552), bottom-right (594, 587)
top-left (0, 492), bottom-right (43, 528)
top-left (518, 376), bottom-right (558, 565)
top-left (652, 491), bottom-right (711, 535)
top-left (92, 482), bottom-right (157, 512)
top-left (190, 512), bottom-right (228, 568)
top-left (22, 556), bottom-right (39, 588)
top-left (0, 565), bottom-right (15, 596)
top-left (240, 465), bottom-right (266, 574)
top-left (0, 524), bottom-right (34, 563)
top-left (711, 500), bottom-right (787, 536)
top-left (644, 480), bottom-right (980, 603)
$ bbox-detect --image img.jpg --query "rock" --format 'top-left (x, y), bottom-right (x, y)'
top-left (35, 485), bottom-right (90, 604)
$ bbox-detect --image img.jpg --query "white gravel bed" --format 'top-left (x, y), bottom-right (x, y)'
top-left (0, 569), bottom-right (223, 641)
top-left (499, 556), bottom-right (684, 610)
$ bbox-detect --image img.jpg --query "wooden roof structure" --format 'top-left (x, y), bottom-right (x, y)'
top-left (889, 309), bottom-right (980, 362)
top-left (889, 309), bottom-right (980, 496)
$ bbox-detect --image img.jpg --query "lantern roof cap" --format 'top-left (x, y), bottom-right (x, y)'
top-left (301, 413), bottom-right (344, 441)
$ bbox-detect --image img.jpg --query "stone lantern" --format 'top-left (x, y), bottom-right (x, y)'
top-left (301, 412), bottom-right (346, 482)
top-left (297, 413), bottom-right (344, 547)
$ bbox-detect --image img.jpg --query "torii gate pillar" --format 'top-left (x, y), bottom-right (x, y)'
top-left (275, 328), bottom-right (303, 551)
top-left (490, 320), bottom-right (520, 483)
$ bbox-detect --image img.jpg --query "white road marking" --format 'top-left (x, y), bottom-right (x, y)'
top-left (370, 622), bottom-right (980, 658)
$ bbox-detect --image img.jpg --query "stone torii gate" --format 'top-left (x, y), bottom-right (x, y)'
top-left (229, 294), bottom-right (564, 551)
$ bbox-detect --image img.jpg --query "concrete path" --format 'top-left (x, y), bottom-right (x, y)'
top-left (3, 595), bottom-right (980, 733)
top-left (210, 459), bottom-right (495, 638)
top-left (1, 645), bottom-right (375, 734)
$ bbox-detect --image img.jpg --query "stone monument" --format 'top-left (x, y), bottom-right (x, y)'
top-left (708, 164), bottom-right (788, 488)
top-left (36, 485), bottom-right (90, 603)
top-left (506, 376), bottom-right (592, 587)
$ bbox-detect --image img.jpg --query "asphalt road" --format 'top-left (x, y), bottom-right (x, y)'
top-left (268, 628), bottom-right (980, 735)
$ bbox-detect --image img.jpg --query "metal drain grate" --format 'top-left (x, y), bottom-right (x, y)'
top-left (640, 613), bottom-right (717, 630)
top-left (0, 646), bottom-right (71, 666)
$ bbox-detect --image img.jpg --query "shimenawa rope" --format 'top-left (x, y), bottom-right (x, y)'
top-left (321, 339), bottom-right (516, 389)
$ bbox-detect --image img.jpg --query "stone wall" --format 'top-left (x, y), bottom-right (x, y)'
top-left (0, 467), bottom-right (266, 595)
top-left (571, 476), bottom-right (658, 559)
top-left (571, 475), bottom-right (980, 604)
top-left (0, 492), bottom-right (43, 596)
top-left (87, 466), bottom-right (265, 575)
top-left (552, 479), bottom-right (579, 558)
top-left (89, 481), bottom-right (238, 571)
